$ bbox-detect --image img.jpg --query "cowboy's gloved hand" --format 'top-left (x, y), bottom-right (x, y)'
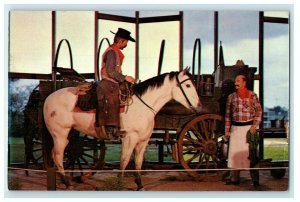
top-left (125, 75), bottom-right (136, 83)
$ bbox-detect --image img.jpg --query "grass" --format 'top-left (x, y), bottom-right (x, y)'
top-left (264, 138), bottom-right (289, 161)
top-left (8, 137), bottom-right (289, 164)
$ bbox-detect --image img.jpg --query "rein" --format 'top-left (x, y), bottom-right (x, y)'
top-left (135, 94), bottom-right (157, 114)
top-left (134, 73), bottom-right (196, 115)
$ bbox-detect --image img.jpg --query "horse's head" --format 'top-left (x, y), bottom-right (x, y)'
top-left (172, 68), bottom-right (202, 113)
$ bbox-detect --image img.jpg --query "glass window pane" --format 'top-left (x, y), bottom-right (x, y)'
top-left (139, 21), bottom-right (179, 80)
top-left (56, 11), bottom-right (94, 74)
top-left (98, 20), bottom-right (136, 79)
top-left (183, 11), bottom-right (214, 74)
top-left (219, 11), bottom-right (259, 71)
top-left (9, 11), bottom-right (52, 74)
top-left (263, 22), bottom-right (289, 128)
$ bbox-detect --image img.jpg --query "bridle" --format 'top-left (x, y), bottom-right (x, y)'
top-left (175, 74), bottom-right (197, 113)
top-left (135, 73), bottom-right (197, 114)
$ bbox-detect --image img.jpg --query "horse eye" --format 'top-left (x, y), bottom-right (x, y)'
top-left (186, 84), bottom-right (191, 88)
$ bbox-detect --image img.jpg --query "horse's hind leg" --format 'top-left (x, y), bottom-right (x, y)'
top-left (51, 128), bottom-right (72, 188)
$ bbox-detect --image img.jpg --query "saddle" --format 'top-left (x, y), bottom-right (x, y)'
top-left (74, 81), bottom-right (133, 139)
top-left (75, 82), bottom-right (98, 111)
top-left (75, 81), bottom-right (133, 112)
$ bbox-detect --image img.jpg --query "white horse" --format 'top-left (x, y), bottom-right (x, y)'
top-left (43, 69), bottom-right (202, 190)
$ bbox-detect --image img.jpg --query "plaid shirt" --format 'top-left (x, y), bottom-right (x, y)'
top-left (225, 91), bottom-right (262, 133)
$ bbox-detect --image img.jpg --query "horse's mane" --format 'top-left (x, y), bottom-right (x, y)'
top-left (133, 71), bottom-right (193, 97)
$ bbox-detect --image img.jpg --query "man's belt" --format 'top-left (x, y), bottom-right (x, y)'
top-left (232, 120), bottom-right (253, 126)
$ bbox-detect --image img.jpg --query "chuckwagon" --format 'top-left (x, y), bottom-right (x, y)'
top-left (23, 37), bottom-right (258, 182)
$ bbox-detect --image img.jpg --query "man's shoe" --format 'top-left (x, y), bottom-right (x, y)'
top-left (253, 181), bottom-right (260, 187)
top-left (224, 179), bottom-right (240, 185)
top-left (222, 171), bottom-right (230, 181)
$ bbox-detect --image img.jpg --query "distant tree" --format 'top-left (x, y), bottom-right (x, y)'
top-left (271, 105), bottom-right (288, 119)
top-left (8, 79), bottom-right (37, 137)
top-left (273, 106), bottom-right (283, 115)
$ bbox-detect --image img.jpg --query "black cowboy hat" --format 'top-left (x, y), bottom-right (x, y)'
top-left (110, 28), bottom-right (135, 42)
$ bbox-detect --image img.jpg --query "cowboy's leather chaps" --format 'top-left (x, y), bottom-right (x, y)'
top-left (96, 79), bottom-right (120, 128)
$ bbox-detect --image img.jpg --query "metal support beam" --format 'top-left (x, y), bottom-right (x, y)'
top-left (259, 11), bottom-right (264, 132)
top-left (179, 11), bottom-right (183, 70)
top-left (94, 11), bottom-right (99, 81)
top-left (135, 11), bottom-right (139, 80)
top-left (214, 11), bottom-right (219, 71)
top-left (47, 167), bottom-right (56, 190)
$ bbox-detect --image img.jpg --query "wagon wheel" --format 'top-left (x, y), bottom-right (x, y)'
top-left (24, 108), bottom-right (44, 173)
top-left (63, 130), bottom-right (106, 177)
top-left (42, 129), bottom-right (106, 174)
top-left (178, 114), bottom-right (225, 179)
top-left (23, 87), bottom-right (45, 174)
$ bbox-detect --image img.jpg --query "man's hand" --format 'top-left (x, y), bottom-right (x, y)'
top-left (249, 125), bottom-right (257, 134)
top-left (125, 75), bottom-right (135, 83)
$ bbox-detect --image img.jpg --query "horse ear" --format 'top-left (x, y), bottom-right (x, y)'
top-left (181, 66), bottom-right (190, 75)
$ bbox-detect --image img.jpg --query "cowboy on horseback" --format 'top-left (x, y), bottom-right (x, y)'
top-left (96, 28), bottom-right (136, 138)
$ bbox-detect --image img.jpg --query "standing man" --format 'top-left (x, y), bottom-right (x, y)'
top-left (96, 28), bottom-right (136, 138)
top-left (224, 74), bottom-right (262, 186)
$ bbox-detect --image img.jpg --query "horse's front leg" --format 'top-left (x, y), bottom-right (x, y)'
top-left (134, 171), bottom-right (143, 191)
top-left (133, 140), bottom-right (149, 191)
top-left (119, 134), bottom-right (138, 190)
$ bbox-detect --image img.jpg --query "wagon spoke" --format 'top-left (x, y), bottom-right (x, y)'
top-left (199, 120), bottom-right (209, 140)
top-left (190, 125), bottom-right (206, 143)
top-left (178, 114), bottom-right (224, 178)
top-left (211, 154), bottom-right (219, 169)
top-left (195, 152), bottom-right (206, 169)
top-left (185, 152), bottom-right (200, 164)
top-left (32, 148), bottom-right (42, 152)
top-left (82, 152), bottom-right (99, 162)
top-left (182, 145), bottom-right (204, 152)
top-left (35, 155), bottom-right (43, 162)
top-left (184, 133), bottom-right (203, 146)
top-left (195, 152), bottom-right (203, 169)
top-left (204, 155), bottom-right (211, 173)
top-left (79, 156), bottom-right (89, 165)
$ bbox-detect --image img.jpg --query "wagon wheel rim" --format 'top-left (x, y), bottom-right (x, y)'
top-left (24, 125), bottom-right (44, 169)
top-left (64, 131), bottom-right (106, 177)
top-left (23, 92), bottom-right (45, 171)
top-left (178, 114), bottom-right (225, 180)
